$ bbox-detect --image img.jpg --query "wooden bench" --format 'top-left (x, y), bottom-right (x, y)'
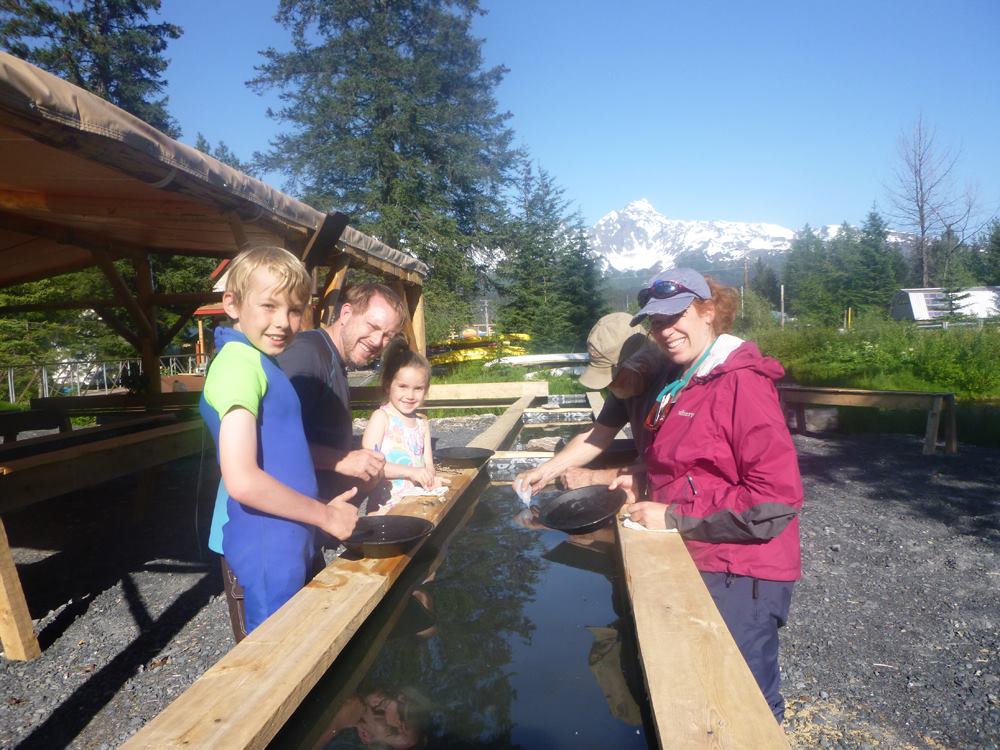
top-left (0, 409), bottom-right (71, 443)
top-left (776, 385), bottom-right (958, 455)
top-left (30, 391), bottom-right (202, 416)
top-left (0, 418), bottom-right (206, 660)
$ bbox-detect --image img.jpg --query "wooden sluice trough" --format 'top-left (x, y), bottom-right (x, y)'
top-left (123, 383), bottom-right (787, 749)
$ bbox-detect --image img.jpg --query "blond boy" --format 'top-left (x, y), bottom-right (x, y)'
top-left (199, 246), bottom-right (357, 636)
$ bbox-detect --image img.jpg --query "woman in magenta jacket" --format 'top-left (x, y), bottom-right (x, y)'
top-left (617, 267), bottom-right (803, 724)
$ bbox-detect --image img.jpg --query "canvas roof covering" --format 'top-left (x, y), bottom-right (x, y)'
top-left (0, 51), bottom-right (427, 291)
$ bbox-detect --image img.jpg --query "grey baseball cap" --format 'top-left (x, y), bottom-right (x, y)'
top-left (630, 267), bottom-right (711, 325)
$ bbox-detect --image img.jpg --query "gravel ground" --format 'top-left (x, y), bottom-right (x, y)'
top-left (0, 415), bottom-right (997, 749)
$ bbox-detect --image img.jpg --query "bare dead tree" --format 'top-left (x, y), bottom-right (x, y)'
top-left (886, 115), bottom-right (964, 286)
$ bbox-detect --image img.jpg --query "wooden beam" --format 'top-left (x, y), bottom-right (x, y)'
top-left (0, 292), bottom-right (219, 315)
top-left (301, 211), bottom-right (350, 271)
top-left (227, 212), bottom-right (249, 251)
top-left (338, 245), bottom-right (424, 285)
top-left (406, 284), bottom-right (426, 355)
top-left (391, 279), bottom-right (418, 351)
top-left (348, 381), bottom-right (549, 409)
top-left (90, 247), bottom-right (156, 341)
top-left (94, 307), bottom-right (140, 350)
top-left (0, 518), bottom-right (41, 661)
top-left (467, 393), bottom-right (538, 451)
top-left (618, 523), bottom-right (790, 748)
top-left (158, 306), bottom-right (199, 353)
top-left (319, 254), bottom-right (351, 326)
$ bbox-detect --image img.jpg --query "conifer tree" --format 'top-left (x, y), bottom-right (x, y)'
top-left (495, 165), bottom-right (604, 350)
top-left (750, 258), bottom-right (780, 308)
top-left (0, 0), bottom-right (182, 135)
top-left (251, 0), bottom-right (519, 338)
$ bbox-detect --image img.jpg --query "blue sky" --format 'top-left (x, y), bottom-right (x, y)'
top-left (161, 1), bottom-right (1000, 232)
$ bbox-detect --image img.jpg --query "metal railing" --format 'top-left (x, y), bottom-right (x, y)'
top-left (3, 355), bottom-right (205, 404)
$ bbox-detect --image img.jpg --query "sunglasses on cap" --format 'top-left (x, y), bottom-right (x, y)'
top-left (637, 279), bottom-right (704, 309)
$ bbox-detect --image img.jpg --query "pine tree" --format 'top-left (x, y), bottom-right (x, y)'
top-left (854, 209), bottom-right (904, 311)
top-left (495, 166), bottom-right (604, 350)
top-left (194, 133), bottom-right (259, 177)
top-left (784, 226), bottom-right (841, 324)
top-left (978, 221), bottom-right (1000, 286)
top-left (251, 0), bottom-right (519, 338)
top-left (0, 0), bottom-right (182, 135)
top-left (749, 258), bottom-right (780, 308)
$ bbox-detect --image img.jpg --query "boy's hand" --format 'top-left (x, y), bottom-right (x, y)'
top-left (322, 487), bottom-right (359, 540)
top-left (336, 449), bottom-right (386, 482)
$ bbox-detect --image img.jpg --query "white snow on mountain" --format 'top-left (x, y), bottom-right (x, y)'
top-left (588, 198), bottom-right (910, 274)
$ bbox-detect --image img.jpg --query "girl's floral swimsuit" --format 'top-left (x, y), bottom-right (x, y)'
top-left (378, 404), bottom-right (426, 505)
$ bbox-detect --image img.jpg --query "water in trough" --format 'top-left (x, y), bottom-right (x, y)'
top-left (269, 483), bottom-right (656, 750)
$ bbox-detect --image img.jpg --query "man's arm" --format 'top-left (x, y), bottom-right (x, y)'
top-left (514, 422), bottom-right (620, 494)
top-left (310, 442), bottom-right (385, 482)
top-left (219, 408), bottom-right (358, 539)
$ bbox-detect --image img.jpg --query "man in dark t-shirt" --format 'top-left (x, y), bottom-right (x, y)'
top-left (514, 313), bottom-right (670, 496)
top-left (278, 283), bottom-right (407, 500)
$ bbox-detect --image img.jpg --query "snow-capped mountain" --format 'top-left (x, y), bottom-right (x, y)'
top-left (589, 198), bottom-right (797, 273)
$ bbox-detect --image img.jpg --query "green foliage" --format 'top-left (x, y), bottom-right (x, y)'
top-left (194, 133), bottom-right (258, 176)
top-left (782, 213), bottom-right (907, 326)
top-left (733, 288), bottom-right (778, 336)
top-left (494, 165), bottom-right (606, 350)
top-left (749, 258), bottom-right (780, 307)
top-left (251, 0), bottom-right (520, 342)
top-left (750, 317), bottom-right (1000, 401)
top-left (0, 0), bottom-right (182, 135)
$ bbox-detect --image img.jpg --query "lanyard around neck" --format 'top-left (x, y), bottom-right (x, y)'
top-left (644, 337), bottom-right (717, 431)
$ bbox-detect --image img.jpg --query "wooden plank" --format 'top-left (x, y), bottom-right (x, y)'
top-left (778, 390), bottom-right (939, 410)
top-left (122, 467), bottom-right (484, 750)
top-left (618, 522), bottom-right (790, 748)
top-left (350, 381), bottom-right (548, 410)
top-left (467, 393), bottom-right (537, 451)
top-left (0, 518), bottom-right (41, 661)
top-left (0, 420), bottom-right (205, 514)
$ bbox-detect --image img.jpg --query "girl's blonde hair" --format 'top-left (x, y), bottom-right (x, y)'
top-left (225, 246), bottom-right (311, 307)
top-left (380, 337), bottom-right (431, 397)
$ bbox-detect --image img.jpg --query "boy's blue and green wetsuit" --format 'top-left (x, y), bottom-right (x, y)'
top-left (199, 326), bottom-right (319, 633)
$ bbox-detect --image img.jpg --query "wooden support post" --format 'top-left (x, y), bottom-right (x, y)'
top-left (923, 395), bottom-right (944, 455)
top-left (390, 280), bottom-right (417, 351)
top-left (0, 518), bottom-right (41, 660)
top-left (404, 283), bottom-right (426, 355)
top-left (90, 248), bottom-right (156, 341)
top-left (301, 211), bottom-right (350, 271)
top-left (319, 255), bottom-right (351, 326)
top-left (227, 212), bottom-right (249, 250)
top-left (943, 395), bottom-right (958, 455)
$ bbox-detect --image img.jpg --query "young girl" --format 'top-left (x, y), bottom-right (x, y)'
top-left (363, 339), bottom-right (446, 512)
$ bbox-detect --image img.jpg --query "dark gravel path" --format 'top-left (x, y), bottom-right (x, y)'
top-left (0, 419), bottom-right (997, 749)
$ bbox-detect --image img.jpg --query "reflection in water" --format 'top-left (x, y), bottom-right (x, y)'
top-left (311, 688), bottom-right (432, 750)
top-left (271, 485), bottom-right (654, 749)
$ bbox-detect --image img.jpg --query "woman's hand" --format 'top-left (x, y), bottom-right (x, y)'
top-left (625, 501), bottom-right (671, 530)
top-left (609, 472), bottom-right (638, 503)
